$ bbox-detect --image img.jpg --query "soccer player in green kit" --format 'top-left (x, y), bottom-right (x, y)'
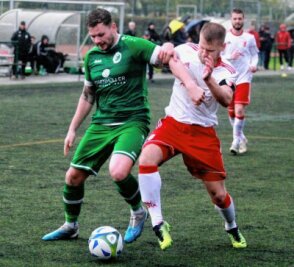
top-left (42, 8), bottom-right (179, 243)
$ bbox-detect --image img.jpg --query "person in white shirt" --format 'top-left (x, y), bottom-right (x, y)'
top-left (138, 22), bottom-right (247, 251)
top-left (222, 8), bottom-right (259, 154)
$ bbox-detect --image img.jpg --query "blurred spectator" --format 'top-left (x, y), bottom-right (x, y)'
top-left (147, 22), bottom-right (161, 45)
top-left (145, 22), bottom-right (161, 82)
top-left (161, 24), bottom-right (172, 43)
top-left (142, 30), bottom-right (150, 39)
top-left (160, 19), bottom-right (187, 73)
top-left (28, 35), bottom-right (37, 74)
top-left (248, 25), bottom-right (261, 69)
top-left (275, 23), bottom-right (291, 70)
top-left (186, 21), bottom-right (208, 43)
top-left (248, 25), bottom-right (261, 49)
top-left (288, 28), bottom-right (294, 68)
top-left (35, 35), bottom-right (49, 73)
top-left (142, 31), bottom-right (154, 82)
top-left (34, 35), bottom-right (66, 74)
top-left (171, 26), bottom-right (188, 46)
top-left (11, 21), bottom-right (31, 79)
top-left (259, 25), bottom-right (274, 70)
top-left (124, 21), bottom-right (136, 36)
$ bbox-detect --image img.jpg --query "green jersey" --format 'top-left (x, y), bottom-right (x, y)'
top-left (84, 34), bottom-right (158, 125)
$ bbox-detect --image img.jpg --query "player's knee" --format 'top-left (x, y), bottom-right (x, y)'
top-left (235, 110), bottom-right (245, 117)
top-left (139, 145), bottom-right (162, 166)
top-left (65, 167), bottom-right (87, 186)
top-left (235, 106), bottom-right (245, 117)
top-left (212, 192), bottom-right (227, 207)
top-left (109, 166), bottom-right (129, 182)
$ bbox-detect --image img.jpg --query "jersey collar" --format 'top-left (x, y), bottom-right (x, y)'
top-left (95, 34), bottom-right (121, 53)
top-left (230, 28), bottom-right (243, 36)
top-left (214, 57), bottom-right (222, 67)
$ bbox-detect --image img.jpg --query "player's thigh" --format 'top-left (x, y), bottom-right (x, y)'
top-left (182, 126), bottom-right (226, 181)
top-left (71, 124), bottom-right (114, 175)
top-left (235, 82), bottom-right (251, 105)
top-left (113, 121), bottom-right (149, 163)
top-left (139, 143), bottom-right (164, 166)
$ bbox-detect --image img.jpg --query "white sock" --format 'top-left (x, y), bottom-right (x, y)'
top-left (131, 206), bottom-right (144, 215)
top-left (233, 117), bottom-right (245, 142)
top-left (229, 117), bottom-right (235, 127)
top-left (241, 132), bottom-right (247, 142)
top-left (139, 170), bottom-right (163, 227)
top-left (65, 221), bottom-right (78, 228)
top-left (215, 197), bottom-right (237, 231)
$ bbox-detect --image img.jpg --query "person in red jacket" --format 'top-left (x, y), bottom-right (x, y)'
top-left (275, 23), bottom-right (291, 70)
top-left (248, 25), bottom-right (261, 49)
top-left (248, 25), bottom-right (261, 69)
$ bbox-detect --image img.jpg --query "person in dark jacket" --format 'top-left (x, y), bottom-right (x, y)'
top-left (28, 35), bottom-right (37, 74)
top-left (171, 26), bottom-right (188, 47)
top-left (11, 21), bottom-right (31, 78)
top-left (147, 22), bottom-right (161, 45)
top-left (124, 21), bottom-right (136, 36)
top-left (259, 25), bottom-right (274, 70)
top-left (34, 35), bottom-right (50, 73)
top-left (145, 22), bottom-right (162, 82)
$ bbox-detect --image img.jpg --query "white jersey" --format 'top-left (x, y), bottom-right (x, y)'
top-left (165, 43), bottom-right (237, 127)
top-left (222, 30), bottom-right (259, 84)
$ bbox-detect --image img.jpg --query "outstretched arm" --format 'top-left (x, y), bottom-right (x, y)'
top-left (64, 85), bottom-right (95, 156)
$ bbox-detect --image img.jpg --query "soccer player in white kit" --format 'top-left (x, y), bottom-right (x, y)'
top-left (138, 22), bottom-right (247, 250)
top-left (222, 8), bottom-right (259, 154)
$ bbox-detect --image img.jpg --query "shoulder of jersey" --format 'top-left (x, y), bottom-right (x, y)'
top-left (176, 42), bottom-right (199, 52)
top-left (121, 34), bottom-right (139, 42)
top-left (218, 58), bottom-right (236, 74)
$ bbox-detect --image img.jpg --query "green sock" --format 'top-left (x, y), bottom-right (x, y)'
top-left (63, 183), bottom-right (84, 223)
top-left (114, 174), bottom-right (142, 211)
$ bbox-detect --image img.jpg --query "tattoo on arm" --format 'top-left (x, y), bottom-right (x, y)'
top-left (81, 85), bottom-right (95, 104)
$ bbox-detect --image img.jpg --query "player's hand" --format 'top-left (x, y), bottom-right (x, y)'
top-left (158, 42), bottom-right (176, 64)
top-left (249, 65), bottom-right (257, 73)
top-left (64, 130), bottom-right (76, 157)
top-left (203, 55), bottom-right (214, 80)
top-left (231, 50), bottom-right (243, 60)
top-left (185, 81), bottom-right (205, 106)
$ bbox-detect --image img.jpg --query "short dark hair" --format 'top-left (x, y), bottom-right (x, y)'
top-left (232, 8), bottom-right (244, 17)
top-left (200, 22), bottom-right (226, 44)
top-left (41, 35), bottom-right (49, 42)
top-left (20, 21), bottom-right (26, 25)
top-left (87, 8), bottom-right (112, 28)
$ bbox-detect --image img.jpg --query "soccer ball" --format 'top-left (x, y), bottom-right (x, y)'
top-left (88, 226), bottom-right (123, 260)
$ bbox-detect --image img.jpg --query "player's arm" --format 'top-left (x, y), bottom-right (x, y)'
top-left (249, 37), bottom-right (259, 72)
top-left (64, 85), bottom-right (95, 156)
top-left (203, 55), bottom-right (233, 107)
top-left (157, 42), bottom-right (176, 64)
top-left (169, 57), bottom-right (205, 106)
top-left (204, 76), bottom-right (233, 107)
top-left (249, 50), bottom-right (258, 72)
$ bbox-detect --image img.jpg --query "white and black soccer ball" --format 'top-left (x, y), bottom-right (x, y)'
top-left (88, 226), bottom-right (123, 260)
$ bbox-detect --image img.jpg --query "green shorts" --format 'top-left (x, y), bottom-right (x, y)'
top-left (71, 121), bottom-right (149, 175)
